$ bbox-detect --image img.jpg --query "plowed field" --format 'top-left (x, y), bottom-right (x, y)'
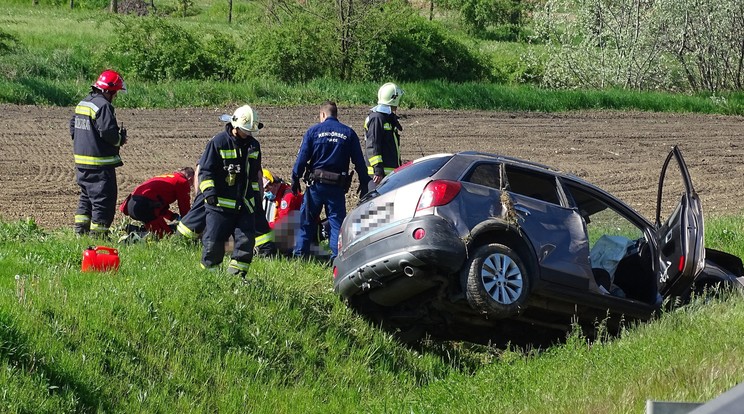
top-left (1, 104), bottom-right (743, 230)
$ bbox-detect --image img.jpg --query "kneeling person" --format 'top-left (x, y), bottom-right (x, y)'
top-left (120, 167), bottom-right (194, 237)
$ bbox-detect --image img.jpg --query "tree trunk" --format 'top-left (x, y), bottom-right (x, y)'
top-left (429, 0), bottom-right (433, 21)
top-left (110, 0), bottom-right (118, 13)
top-left (228, 0), bottom-right (233, 24)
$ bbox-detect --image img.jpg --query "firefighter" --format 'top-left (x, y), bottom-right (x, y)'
top-left (177, 164), bottom-right (279, 259)
top-left (70, 69), bottom-right (128, 238)
top-left (291, 101), bottom-right (371, 261)
top-left (119, 167), bottom-right (194, 237)
top-left (176, 163), bottom-right (206, 241)
top-left (364, 82), bottom-right (404, 189)
top-left (197, 105), bottom-right (263, 277)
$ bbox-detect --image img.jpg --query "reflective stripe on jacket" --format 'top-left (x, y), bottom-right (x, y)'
top-left (364, 108), bottom-right (402, 177)
top-left (70, 92), bottom-right (123, 169)
top-left (197, 124), bottom-right (261, 213)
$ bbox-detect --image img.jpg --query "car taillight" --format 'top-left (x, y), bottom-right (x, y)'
top-left (416, 180), bottom-right (461, 211)
top-left (337, 233), bottom-right (342, 252)
top-left (333, 266), bottom-right (338, 279)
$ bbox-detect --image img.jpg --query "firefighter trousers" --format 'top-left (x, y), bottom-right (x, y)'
top-left (177, 191), bottom-right (206, 239)
top-left (75, 167), bottom-right (117, 235)
top-left (201, 206), bottom-right (255, 275)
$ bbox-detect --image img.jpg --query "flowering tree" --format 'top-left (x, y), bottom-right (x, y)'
top-left (534, 0), bottom-right (744, 92)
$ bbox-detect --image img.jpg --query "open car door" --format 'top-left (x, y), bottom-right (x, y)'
top-left (654, 146), bottom-right (705, 298)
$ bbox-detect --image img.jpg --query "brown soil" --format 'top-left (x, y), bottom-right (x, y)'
top-left (1, 104), bottom-right (743, 230)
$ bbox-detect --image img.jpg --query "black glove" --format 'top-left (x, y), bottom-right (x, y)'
top-left (119, 127), bottom-right (127, 145)
top-left (205, 195), bottom-right (217, 206)
top-left (373, 164), bottom-right (385, 178)
top-left (291, 179), bottom-right (301, 196)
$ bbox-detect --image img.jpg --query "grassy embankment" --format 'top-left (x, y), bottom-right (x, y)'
top-left (0, 216), bottom-right (743, 413)
top-left (2, 2), bottom-right (744, 412)
top-left (1, 3), bottom-right (744, 113)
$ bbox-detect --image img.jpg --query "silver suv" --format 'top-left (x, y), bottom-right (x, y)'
top-left (332, 147), bottom-right (744, 342)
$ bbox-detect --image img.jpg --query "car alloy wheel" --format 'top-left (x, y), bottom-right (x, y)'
top-left (465, 243), bottom-right (530, 319)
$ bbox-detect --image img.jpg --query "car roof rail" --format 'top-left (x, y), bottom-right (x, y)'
top-left (457, 151), bottom-right (560, 173)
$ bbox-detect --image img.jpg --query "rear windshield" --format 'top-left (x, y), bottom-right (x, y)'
top-left (372, 156), bottom-right (451, 196)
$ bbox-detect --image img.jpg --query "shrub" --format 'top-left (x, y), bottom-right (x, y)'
top-left (355, 12), bottom-right (489, 82)
top-left (106, 17), bottom-right (237, 82)
top-left (236, 14), bottom-right (334, 83)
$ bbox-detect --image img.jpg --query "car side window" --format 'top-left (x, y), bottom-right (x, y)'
top-left (565, 184), bottom-right (644, 248)
top-left (504, 166), bottom-right (560, 205)
top-left (464, 163), bottom-right (501, 189)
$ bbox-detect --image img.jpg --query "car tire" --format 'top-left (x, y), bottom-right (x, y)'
top-left (465, 243), bottom-right (530, 319)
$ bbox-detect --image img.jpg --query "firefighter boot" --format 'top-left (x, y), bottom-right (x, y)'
top-left (74, 214), bottom-right (91, 236)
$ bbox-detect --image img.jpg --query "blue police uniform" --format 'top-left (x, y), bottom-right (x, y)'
top-left (197, 124), bottom-right (260, 276)
top-left (292, 116), bottom-right (370, 259)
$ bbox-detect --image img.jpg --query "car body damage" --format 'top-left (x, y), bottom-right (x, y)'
top-left (332, 147), bottom-right (744, 343)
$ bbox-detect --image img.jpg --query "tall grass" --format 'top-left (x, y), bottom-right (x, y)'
top-left (1, 216), bottom-right (744, 412)
top-left (2, 76), bottom-right (743, 114)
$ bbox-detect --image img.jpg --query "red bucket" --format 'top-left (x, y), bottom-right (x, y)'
top-left (81, 246), bottom-right (120, 272)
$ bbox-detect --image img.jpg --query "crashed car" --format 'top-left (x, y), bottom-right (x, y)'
top-left (332, 146), bottom-right (744, 342)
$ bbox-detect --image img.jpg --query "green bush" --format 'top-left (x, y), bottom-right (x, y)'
top-left (237, 14), bottom-right (334, 83)
top-left (440, 0), bottom-right (528, 39)
top-left (356, 13), bottom-right (489, 82)
top-left (106, 17), bottom-right (236, 81)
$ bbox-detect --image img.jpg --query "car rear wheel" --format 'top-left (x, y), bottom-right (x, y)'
top-left (465, 243), bottom-right (530, 319)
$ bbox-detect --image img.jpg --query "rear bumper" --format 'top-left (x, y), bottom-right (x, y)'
top-left (333, 216), bottom-right (466, 299)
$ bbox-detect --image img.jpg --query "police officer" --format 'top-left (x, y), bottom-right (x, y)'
top-left (291, 101), bottom-right (371, 261)
top-left (364, 82), bottom-right (404, 188)
top-left (197, 105), bottom-right (263, 277)
top-left (70, 69), bottom-right (128, 238)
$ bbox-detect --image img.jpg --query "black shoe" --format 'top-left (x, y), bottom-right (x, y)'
top-left (254, 241), bottom-right (279, 258)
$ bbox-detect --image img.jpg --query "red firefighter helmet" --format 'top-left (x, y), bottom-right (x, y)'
top-left (93, 70), bottom-right (127, 93)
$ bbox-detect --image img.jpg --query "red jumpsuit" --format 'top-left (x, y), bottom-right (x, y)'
top-left (120, 172), bottom-right (192, 236)
top-left (266, 182), bottom-right (303, 228)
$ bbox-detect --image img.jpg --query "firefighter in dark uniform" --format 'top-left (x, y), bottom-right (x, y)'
top-left (364, 82), bottom-right (404, 189)
top-left (177, 162), bottom-right (278, 258)
top-left (197, 105), bottom-right (263, 277)
top-left (69, 69), bottom-right (128, 238)
top-left (291, 101), bottom-right (371, 260)
top-left (176, 168), bottom-right (206, 241)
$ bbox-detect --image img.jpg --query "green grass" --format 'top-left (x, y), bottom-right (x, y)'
top-left (2, 3), bottom-right (744, 114)
top-left (3, 77), bottom-right (743, 114)
top-left (1, 216), bottom-right (744, 412)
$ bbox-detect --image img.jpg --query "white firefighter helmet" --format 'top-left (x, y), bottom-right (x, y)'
top-left (377, 82), bottom-right (404, 106)
top-left (230, 105), bottom-right (264, 133)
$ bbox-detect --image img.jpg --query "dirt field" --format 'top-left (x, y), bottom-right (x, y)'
top-left (1, 103), bottom-right (743, 231)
